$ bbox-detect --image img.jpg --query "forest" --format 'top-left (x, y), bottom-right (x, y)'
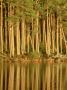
top-left (0, 0), bottom-right (67, 90)
top-left (0, 0), bottom-right (67, 57)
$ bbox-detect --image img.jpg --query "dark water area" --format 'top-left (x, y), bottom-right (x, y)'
top-left (0, 59), bottom-right (67, 90)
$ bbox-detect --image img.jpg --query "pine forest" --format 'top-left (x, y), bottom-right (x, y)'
top-left (0, 0), bottom-right (67, 90)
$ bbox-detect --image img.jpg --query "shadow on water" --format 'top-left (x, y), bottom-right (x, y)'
top-left (0, 58), bottom-right (67, 90)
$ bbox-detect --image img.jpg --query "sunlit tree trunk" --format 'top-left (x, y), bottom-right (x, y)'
top-left (27, 26), bottom-right (30, 53)
top-left (59, 16), bottom-right (63, 54)
top-left (0, 0), bottom-right (3, 53)
top-left (66, 44), bottom-right (67, 55)
top-left (21, 19), bottom-right (26, 54)
top-left (43, 19), bottom-right (45, 43)
top-left (4, 5), bottom-right (8, 52)
top-left (47, 4), bottom-right (50, 55)
top-left (62, 29), bottom-right (67, 55)
top-left (48, 14), bottom-right (51, 55)
top-left (36, 12), bottom-right (39, 53)
top-left (32, 18), bottom-right (35, 52)
top-left (52, 30), bottom-right (55, 54)
top-left (0, 2), bottom-right (4, 90)
top-left (16, 21), bottom-right (20, 55)
top-left (60, 23), bottom-right (63, 54)
top-left (9, 23), bottom-right (14, 57)
top-left (35, 0), bottom-right (39, 53)
top-left (43, 19), bottom-right (47, 53)
top-left (56, 17), bottom-right (59, 55)
top-left (8, 4), bottom-right (14, 57)
top-left (51, 14), bottom-right (55, 54)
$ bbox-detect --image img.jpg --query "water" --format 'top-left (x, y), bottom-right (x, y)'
top-left (0, 59), bottom-right (67, 90)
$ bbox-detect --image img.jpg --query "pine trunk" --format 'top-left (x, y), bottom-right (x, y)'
top-left (60, 23), bottom-right (63, 54)
top-left (36, 12), bottom-right (39, 53)
top-left (21, 19), bottom-right (25, 54)
top-left (47, 8), bottom-right (50, 55)
top-left (52, 14), bottom-right (55, 54)
top-left (9, 5), bottom-right (14, 57)
top-left (32, 18), bottom-right (35, 52)
top-left (56, 17), bottom-right (59, 55)
top-left (0, 0), bottom-right (3, 53)
top-left (16, 21), bottom-right (20, 55)
top-left (43, 19), bottom-right (47, 53)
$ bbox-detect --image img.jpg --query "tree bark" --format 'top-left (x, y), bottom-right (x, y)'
top-left (16, 21), bottom-right (20, 55)
top-left (9, 5), bottom-right (14, 57)
top-left (21, 19), bottom-right (26, 54)
top-left (36, 12), bottom-right (39, 53)
top-left (0, 0), bottom-right (3, 53)
top-left (56, 17), bottom-right (59, 55)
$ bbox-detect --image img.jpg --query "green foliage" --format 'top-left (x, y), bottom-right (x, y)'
top-left (39, 43), bottom-right (46, 57)
top-left (28, 51), bottom-right (40, 59)
top-left (2, 0), bottom-right (67, 57)
top-left (4, 0), bottom-right (67, 25)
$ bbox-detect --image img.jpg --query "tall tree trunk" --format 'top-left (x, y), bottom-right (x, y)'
top-left (56, 17), bottom-right (59, 55)
top-left (0, 0), bottom-right (3, 53)
top-left (60, 23), bottom-right (63, 54)
top-left (66, 45), bottom-right (67, 55)
top-left (32, 18), bottom-right (35, 52)
top-left (36, 12), bottom-right (39, 53)
top-left (21, 19), bottom-right (26, 54)
top-left (62, 29), bottom-right (67, 55)
top-left (43, 19), bottom-right (47, 53)
top-left (9, 5), bottom-right (14, 57)
top-left (48, 14), bottom-right (51, 55)
top-left (46, 4), bottom-right (50, 55)
top-left (16, 21), bottom-right (20, 55)
top-left (27, 26), bottom-right (30, 53)
top-left (52, 30), bottom-right (55, 54)
top-left (51, 14), bottom-right (55, 54)
top-left (4, 5), bottom-right (8, 52)
top-left (0, 1), bottom-right (4, 87)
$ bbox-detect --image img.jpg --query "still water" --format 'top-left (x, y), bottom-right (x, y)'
top-left (0, 59), bottom-right (67, 90)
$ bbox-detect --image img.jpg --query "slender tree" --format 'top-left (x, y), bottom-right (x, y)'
top-left (0, 0), bottom-right (3, 53)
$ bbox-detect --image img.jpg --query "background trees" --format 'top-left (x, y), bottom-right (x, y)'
top-left (0, 0), bottom-right (67, 57)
